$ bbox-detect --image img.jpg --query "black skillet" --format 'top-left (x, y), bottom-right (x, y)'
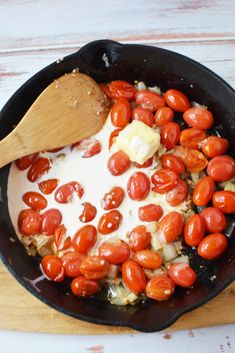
top-left (0, 40), bottom-right (235, 332)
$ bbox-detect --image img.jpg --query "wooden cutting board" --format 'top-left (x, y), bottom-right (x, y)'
top-left (0, 262), bottom-right (234, 334)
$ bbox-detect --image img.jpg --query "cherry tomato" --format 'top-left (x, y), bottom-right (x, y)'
top-left (146, 275), bottom-right (175, 301)
top-left (54, 224), bottom-right (71, 251)
top-left (15, 153), bottom-right (38, 170)
top-left (80, 256), bottom-right (109, 279)
top-left (107, 150), bottom-right (131, 176)
top-left (158, 211), bottom-right (183, 243)
top-left (71, 276), bottom-right (100, 297)
top-left (97, 210), bottom-right (122, 234)
top-left (111, 97), bottom-right (131, 128)
top-left (122, 259), bottom-right (147, 293)
top-left (98, 240), bottom-right (130, 264)
top-left (184, 214), bottom-right (205, 247)
top-left (102, 186), bottom-right (125, 210)
top-left (154, 107), bottom-right (174, 127)
top-left (61, 252), bottom-right (86, 278)
top-left (161, 122), bottom-right (180, 150)
top-left (212, 191), bottom-right (235, 214)
top-left (183, 107), bottom-right (214, 130)
top-left (127, 172), bottom-right (150, 201)
top-left (18, 209), bottom-right (41, 236)
top-left (168, 263), bottom-right (197, 287)
top-left (207, 155), bottom-right (235, 182)
top-left (132, 107), bottom-right (154, 127)
top-left (41, 255), bottom-right (64, 282)
top-left (134, 157), bottom-right (153, 169)
top-left (135, 90), bottom-right (166, 111)
top-left (134, 250), bottom-right (162, 270)
top-left (151, 168), bottom-right (178, 194)
top-left (108, 128), bottom-right (123, 149)
top-left (138, 204), bottom-right (163, 222)
top-left (109, 80), bottom-right (136, 100)
top-left (38, 179), bottom-right (58, 194)
top-left (180, 128), bottom-right (207, 149)
top-left (79, 202), bottom-right (97, 223)
top-left (82, 139), bottom-right (101, 158)
top-left (164, 89), bottom-right (190, 112)
top-left (200, 207), bottom-right (227, 233)
top-left (201, 136), bottom-right (229, 158)
top-left (27, 157), bottom-right (50, 182)
top-left (72, 225), bottom-right (97, 254)
top-left (129, 225), bottom-right (151, 252)
top-left (174, 146), bottom-right (208, 172)
top-left (166, 179), bottom-right (188, 206)
top-left (193, 176), bottom-right (215, 206)
top-left (161, 154), bottom-right (185, 175)
top-left (40, 208), bottom-right (62, 235)
top-left (99, 83), bottom-right (113, 98)
top-left (55, 181), bottom-right (84, 203)
top-left (197, 233), bottom-right (228, 260)
top-left (47, 147), bottom-right (64, 153)
top-left (22, 191), bottom-right (47, 211)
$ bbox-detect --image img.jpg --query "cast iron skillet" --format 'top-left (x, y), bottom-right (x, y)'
top-left (0, 40), bottom-right (235, 332)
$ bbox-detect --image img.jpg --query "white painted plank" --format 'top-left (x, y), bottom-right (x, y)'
top-left (0, 0), bottom-right (235, 51)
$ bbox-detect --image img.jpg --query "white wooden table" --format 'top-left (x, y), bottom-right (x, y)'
top-left (0, 1), bottom-right (235, 352)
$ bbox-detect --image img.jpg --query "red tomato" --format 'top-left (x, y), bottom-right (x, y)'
top-left (82, 139), bottom-right (101, 158)
top-left (161, 154), bottom-right (185, 175)
top-left (99, 83), bottom-right (113, 98)
top-left (184, 214), bottom-right (205, 247)
top-left (71, 276), bottom-right (100, 297)
top-left (22, 191), bottom-right (47, 211)
top-left (79, 202), bottom-right (97, 223)
top-left (200, 207), bottom-right (227, 233)
top-left (15, 153), bottom-right (38, 170)
top-left (18, 209), bottom-right (41, 236)
top-left (134, 250), bottom-right (162, 270)
top-left (98, 240), bottom-right (130, 264)
top-left (54, 224), bottom-right (71, 251)
top-left (138, 204), bottom-right (163, 222)
top-left (127, 172), bottom-right (150, 201)
top-left (174, 146), bottom-right (208, 172)
top-left (193, 176), bottom-right (215, 206)
top-left (154, 107), bottom-right (174, 127)
top-left (146, 275), bottom-right (175, 301)
top-left (40, 208), bottom-right (62, 235)
top-left (166, 179), bottom-right (188, 206)
top-left (161, 122), bottom-right (180, 150)
top-left (207, 155), bottom-right (235, 182)
top-left (212, 191), bottom-right (235, 214)
top-left (38, 179), bottom-right (58, 194)
top-left (135, 90), bottom-right (166, 111)
top-left (41, 255), bottom-right (64, 282)
top-left (102, 186), bottom-right (125, 210)
top-left (80, 256), bottom-right (109, 279)
top-left (97, 210), bottom-right (122, 234)
top-left (168, 263), bottom-right (197, 287)
top-left (61, 252), bottom-right (86, 278)
top-left (72, 225), bottom-right (97, 254)
top-left (55, 181), bottom-right (84, 203)
top-left (47, 147), bottom-right (64, 153)
top-left (201, 136), bottom-right (229, 158)
top-left (129, 225), bottom-right (151, 252)
top-left (27, 158), bottom-right (50, 182)
top-left (180, 128), bottom-right (207, 149)
top-left (158, 211), bottom-right (183, 243)
top-left (122, 259), bottom-right (147, 293)
top-left (151, 168), bottom-right (178, 194)
top-left (132, 107), bottom-right (154, 127)
top-left (108, 128), bottom-right (123, 149)
top-left (111, 97), bottom-right (131, 128)
top-left (107, 150), bottom-right (131, 176)
top-left (109, 80), bottom-right (136, 100)
top-left (197, 233), bottom-right (228, 260)
top-left (134, 157), bottom-right (153, 169)
top-left (183, 107), bottom-right (214, 130)
top-left (164, 89), bottom-right (190, 112)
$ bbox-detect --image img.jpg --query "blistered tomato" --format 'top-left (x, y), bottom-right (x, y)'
top-left (180, 128), bottom-right (207, 150)
top-left (197, 233), bottom-right (228, 260)
top-left (107, 150), bottom-right (131, 176)
top-left (27, 157), bottom-right (50, 182)
top-left (158, 211), bottom-right (183, 243)
top-left (193, 176), bottom-right (215, 206)
top-left (135, 90), bottom-right (166, 111)
top-left (168, 263), bottom-right (197, 287)
top-left (71, 276), bottom-right (100, 297)
top-left (98, 241), bottom-right (130, 264)
top-left (151, 168), bottom-right (178, 194)
top-left (207, 155), bottom-right (235, 182)
top-left (138, 204), bottom-right (163, 222)
top-left (164, 89), bottom-right (190, 112)
top-left (98, 210), bottom-right (122, 234)
top-left (132, 107), bottom-right (154, 127)
top-left (166, 179), bottom-right (188, 206)
top-left (102, 186), bottom-right (124, 210)
top-left (122, 259), bottom-right (147, 293)
top-left (183, 107), bottom-right (214, 130)
top-left (184, 214), bottom-right (205, 247)
top-left (212, 191), bottom-right (235, 214)
top-left (111, 97), bottom-right (131, 128)
top-left (160, 154), bottom-right (185, 175)
top-left (146, 275), bottom-right (175, 301)
top-left (80, 256), bottom-right (109, 279)
top-left (72, 225), bottom-right (97, 254)
top-left (129, 225), bottom-right (151, 252)
top-left (18, 209), bottom-right (41, 236)
top-left (61, 252), bottom-right (86, 278)
top-left (79, 202), bottom-right (97, 223)
top-left (40, 209), bottom-right (62, 235)
top-left (38, 179), bottom-right (58, 194)
top-left (201, 136), bottom-right (229, 158)
top-left (161, 122), bottom-right (180, 150)
top-left (200, 207), bottom-right (227, 233)
top-left (134, 250), bottom-right (162, 270)
top-left (41, 255), bottom-right (64, 282)
top-left (154, 107), bottom-right (174, 127)
top-left (23, 191), bottom-right (47, 211)
top-left (127, 172), bottom-right (150, 201)
top-left (15, 153), bottom-right (38, 170)
top-left (109, 80), bottom-right (136, 100)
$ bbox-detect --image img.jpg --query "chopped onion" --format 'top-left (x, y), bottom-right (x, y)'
top-left (148, 86), bottom-right (161, 95)
top-left (171, 255), bottom-right (189, 264)
top-left (151, 233), bottom-right (162, 251)
top-left (136, 81), bottom-right (147, 91)
top-left (162, 243), bottom-right (177, 262)
top-left (108, 284), bottom-right (138, 305)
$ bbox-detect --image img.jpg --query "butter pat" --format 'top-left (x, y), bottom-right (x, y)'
top-left (115, 121), bottom-right (160, 164)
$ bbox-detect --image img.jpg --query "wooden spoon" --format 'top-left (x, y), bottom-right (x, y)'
top-left (0, 72), bottom-right (111, 168)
